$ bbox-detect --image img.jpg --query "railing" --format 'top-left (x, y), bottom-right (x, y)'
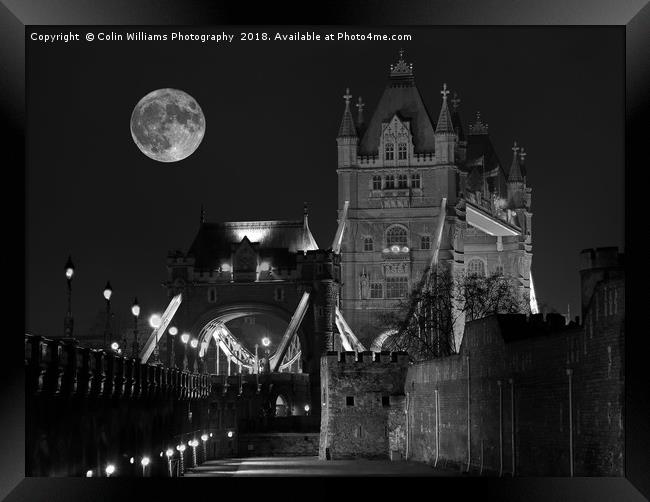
top-left (25, 334), bottom-right (211, 400)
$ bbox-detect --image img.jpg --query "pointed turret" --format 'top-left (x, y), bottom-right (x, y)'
top-left (336, 88), bottom-right (359, 168)
top-left (300, 202), bottom-right (319, 252)
top-left (507, 141), bottom-right (525, 209)
top-left (435, 83), bottom-right (457, 164)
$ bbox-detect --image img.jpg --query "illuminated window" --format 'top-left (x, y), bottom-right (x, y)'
top-left (372, 175), bottom-right (382, 190)
top-left (363, 237), bottom-right (374, 252)
top-left (421, 236), bottom-right (431, 250)
top-left (467, 259), bottom-right (486, 277)
top-left (398, 143), bottom-right (407, 160)
top-left (386, 277), bottom-right (409, 298)
top-left (385, 175), bottom-right (395, 189)
top-left (411, 173), bottom-right (421, 189)
top-left (370, 283), bottom-right (383, 299)
top-left (385, 143), bottom-right (394, 160)
top-left (386, 226), bottom-right (407, 247)
top-left (397, 174), bottom-right (408, 188)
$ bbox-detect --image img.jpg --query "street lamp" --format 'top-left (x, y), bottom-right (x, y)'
top-left (167, 326), bottom-right (178, 367)
top-left (140, 456), bottom-right (150, 477)
top-left (180, 333), bottom-right (190, 344)
top-left (189, 439), bottom-right (198, 467)
top-left (105, 464), bottom-right (115, 477)
top-left (111, 342), bottom-right (119, 352)
top-left (63, 256), bottom-right (75, 339)
top-left (131, 298), bottom-right (140, 358)
top-left (261, 337), bottom-right (271, 373)
top-left (201, 434), bottom-right (209, 462)
top-left (149, 313), bottom-right (162, 365)
top-left (165, 448), bottom-right (174, 477)
top-left (190, 339), bottom-right (199, 349)
top-left (304, 404), bottom-right (311, 416)
top-left (103, 281), bottom-right (113, 349)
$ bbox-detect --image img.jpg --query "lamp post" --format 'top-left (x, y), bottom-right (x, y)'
top-left (189, 439), bottom-right (198, 467)
top-left (103, 281), bottom-right (113, 349)
top-left (149, 313), bottom-right (162, 365)
top-left (262, 337), bottom-right (271, 374)
top-left (189, 338), bottom-right (199, 373)
top-left (167, 326), bottom-right (178, 367)
top-left (165, 448), bottom-right (174, 477)
top-left (180, 333), bottom-right (190, 370)
top-left (63, 256), bottom-right (75, 339)
top-left (177, 443), bottom-right (186, 475)
top-left (105, 464), bottom-right (115, 477)
top-left (201, 434), bottom-right (209, 462)
top-left (140, 456), bottom-right (150, 477)
top-left (131, 298), bottom-right (140, 359)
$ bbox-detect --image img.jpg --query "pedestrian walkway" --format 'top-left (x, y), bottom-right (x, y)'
top-left (184, 456), bottom-right (458, 476)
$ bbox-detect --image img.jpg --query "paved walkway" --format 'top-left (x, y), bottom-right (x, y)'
top-left (184, 456), bottom-right (457, 476)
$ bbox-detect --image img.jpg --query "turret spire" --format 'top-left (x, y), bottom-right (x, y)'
top-left (508, 141), bottom-right (524, 183)
top-left (435, 83), bottom-right (455, 134)
top-left (469, 111), bottom-right (488, 135)
top-left (337, 87), bottom-right (357, 138)
top-left (390, 48), bottom-right (414, 78)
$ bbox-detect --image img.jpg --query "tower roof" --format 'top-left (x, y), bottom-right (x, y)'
top-left (508, 141), bottom-right (524, 183)
top-left (337, 88), bottom-right (357, 138)
top-left (358, 50), bottom-right (436, 155)
top-left (435, 83), bottom-right (455, 134)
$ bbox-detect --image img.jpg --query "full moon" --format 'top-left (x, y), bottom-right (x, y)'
top-left (130, 88), bottom-right (206, 162)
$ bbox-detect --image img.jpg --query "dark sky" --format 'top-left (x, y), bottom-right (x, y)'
top-left (26, 26), bottom-right (624, 336)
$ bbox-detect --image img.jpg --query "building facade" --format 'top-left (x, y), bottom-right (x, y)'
top-left (336, 51), bottom-right (533, 349)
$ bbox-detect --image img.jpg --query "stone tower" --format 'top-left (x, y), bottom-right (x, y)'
top-left (336, 50), bottom-right (534, 350)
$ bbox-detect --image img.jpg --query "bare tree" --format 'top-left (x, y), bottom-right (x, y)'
top-left (378, 268), bottom-right (529, 361)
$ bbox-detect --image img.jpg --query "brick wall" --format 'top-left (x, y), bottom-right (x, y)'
top-left (404, 269), bottom-right (624, 476)
top-left (319, 351), bottom-right (409, 460)
top-left (239, 433), bottom-right (319, 457)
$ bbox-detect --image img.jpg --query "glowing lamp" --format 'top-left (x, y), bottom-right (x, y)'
top-left (166, 449), bottom-right (174, 458)
top-left (129, 457), bottom-right (134, 464)
top-left (149, 314), bottom-right (162, 328)
top-left (401, 246), bottom-right (409, 253)
top-left (190, 339), bottom-right (199, 349)
top-left (391, 245), bottom-right (400, 253)
top-left (227, 431), bottom-right (234, 438)
top-left (304, 404), bottom-right (310, 412)
top-left (259, 261), bottom-right (270, 271)
top-left (209, 433), bottom-right (213, 438)
top-left (86, 470), bottom-right (93, 477)
top-left (178, 444), bottom-right (186, 452)
top-left (141, 457), bottom-right (150, 467)
top-left (168, 326), bottom-right (178, 336)
top-left (221, 263), bottom-right (231, 272)
top-left (105, 464), bottom-right (115, 476)
top-left (201, 434), bottom-right (208, 442)
top-left (131, 298), bottom-right (140, 317)
top-left (181, 333), bottom-right (190, 344)
top-left (111, 342), bottom-right (119, 351)
top-left (64, 256), bottom-right (75, 280)
top-left (103, 281), bottom-right (113, 301)
top-left (261, 337), bottom-right (270, 347)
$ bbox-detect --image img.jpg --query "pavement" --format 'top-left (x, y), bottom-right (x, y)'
top-left (183, 456), bottom-right (458, 476)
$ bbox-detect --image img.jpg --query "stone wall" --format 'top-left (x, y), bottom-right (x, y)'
top-left (319, 351), bottom-right (409, 460)
top-left (239, 433), bottom-right (319, 457)
top-left (404, 266), bottom-right (624, 476)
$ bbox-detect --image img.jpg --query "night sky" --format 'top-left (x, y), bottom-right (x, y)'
top-left (26, 26), bottom-right (624, 337)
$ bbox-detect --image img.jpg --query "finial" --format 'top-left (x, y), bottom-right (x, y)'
top-left (390, 49), bottom-right (414, 77)
top-left (451, 92), bottom-right (460, 110)
top-left (519, 147), bottom-right (527, 162)
top-left (441, 83), bottom-right (450, 100)
top-left (343, 88), bottom-right (352, 108)
top-left (303, 201), bottom-right (308, 217)
top-left (398, 48), bottom-right (405, 61)
top-left (512, 141), bottom-right (519, 154)
top-left (356, 96), bottom-right (365, 124)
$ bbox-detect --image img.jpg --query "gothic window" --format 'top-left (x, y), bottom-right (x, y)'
top-left (385, 175), bottom-right (395, 189)
top-left (398, 143), bottom-right (407, 160)
top-left (467, 259), bottom-right (486, 277)
top-left (274, 287), bottom-right (285, 302)
top-left (370, 282), bottom-right (383, 299)
top-left (386, 225), bottom-right (408, 248)
top-left (397, 174), bottom-right (408, 188)
top-left (495, 264), bottom-right (504, 275)
top-left (386, 276), bottom-right (409, 298)
top-left (411, 173), bottom-right (421, 189)
top-left (363, 237), bottom-right (374, 252)
top-left (207, 287), bottom-right (217, 303)
top-left (385, 143), bottom-right (394, 160)
top-left (421, 235), bottom-right (431, 250)
top-left (372, 175), bottom-right (382, 190)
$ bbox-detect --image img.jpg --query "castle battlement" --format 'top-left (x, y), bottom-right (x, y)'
top-left (579, 246), bottom-right (623, 271)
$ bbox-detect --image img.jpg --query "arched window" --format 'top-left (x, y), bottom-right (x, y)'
top-left (385, 143), bottom-right (394, 160)
top-left (386, 225), bottom-right (408, 247)
top-left (275, 395), bottom-right (289, 417)
top-left (411, 173), bottom-right (421, 189)
top-left (398, 143), bottom-right (407, 160)
top-left (467, 258), bottom-right (486, 277)
top-left (397, 174), bottom-right (408, 188)
top-left (363, 237), bottom-right (374, 252)
top-left (385, 175), bottom-right (395, 189)
top-left (372, 175), bottom-right (382, 190)
top-left (421, 235), bottom-right (431, 250)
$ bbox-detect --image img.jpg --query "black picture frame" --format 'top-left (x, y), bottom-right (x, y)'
top-left (1, 1), bottom-right (647, 500)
